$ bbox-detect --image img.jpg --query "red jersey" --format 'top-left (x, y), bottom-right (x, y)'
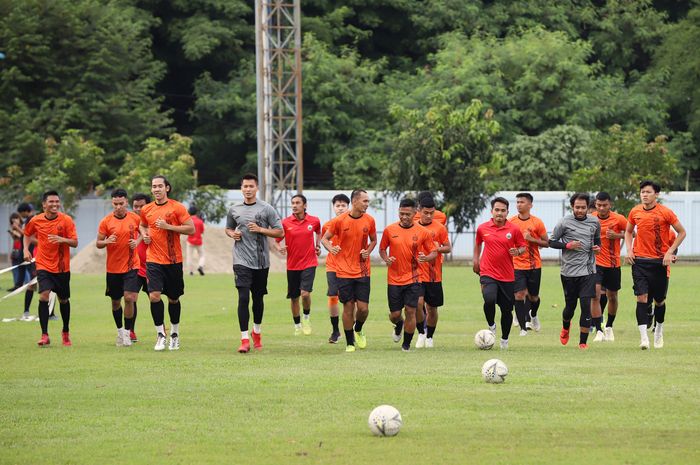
top-left (628, 203), bottom-right (679, 259)
top-left (328, 212), bottom-right (376, 279)
top-left (98, 211), bottom-right (141, 273)
top-left (24, 212), bottom-right (77, 273)
top-left (277, 213), bottom-right (321, 271)
top-left (508, 214), bottom-right (547, 270)
top-left (379, 222), bottom-right (436, 285)
top-left (187, 215), bottom-right (205, 246)
top-left (592, 211), bottom-right (627, 268)
top-left (139, 200), bottom-right (191, 265)
top-left (322, 219), bottom-right (338, 272)
top-left (136, 240), bottom-right (148, 277)
top-left (416, 220), bottom-right (449, 283)
top-left (475, 219), bottom-right (526, 282)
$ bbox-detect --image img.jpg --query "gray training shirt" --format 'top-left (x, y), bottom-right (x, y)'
top-left (550, 214), bottom-right (601, 277)
top-left (226, 199), bottom-right (282, 269)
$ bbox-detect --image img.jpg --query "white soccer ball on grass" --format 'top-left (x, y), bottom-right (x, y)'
top-left (368, 405), bottom-right (402, 437)
top-left (474, 329), bottom-right (495, 350)
top-left (481, 358), bottom-right (508, 384)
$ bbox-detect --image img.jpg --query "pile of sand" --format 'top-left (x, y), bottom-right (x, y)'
top-left (71, 226), bottom-right (288, 274)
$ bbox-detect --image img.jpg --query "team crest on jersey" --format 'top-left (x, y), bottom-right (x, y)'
top-left (506, 232), bottom-right (512, 239)
top-left (412, 235), bottom-right (418, 242)
top-left (307, 224), bottom-right (313, 231)
top-left (363, 227), bottom-right (369, 233)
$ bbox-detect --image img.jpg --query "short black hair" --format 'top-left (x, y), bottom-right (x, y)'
top-left (42, 190), bottom-right (59, 202)
top-left (491, 197), bottom-right (509, 209)
top-left (570, 192), bottom-right (590, 207)
top-left (515, 192), bottom-right (533, 203)
top-left (188, 205), bottom-right (198, 216)
top-left (416, 191), bottom-right (434, 205)
top-left (350, 189), bottom-right (367, 201)
top-left (332, 194), bottom-right (350, 205)
top-left (17, 203), bottom-right (33, 213)
top-left (640, 180), bottom-right (661, 193)
top-left (111, 188), bottom-right (128, 199)
top-left (241, 173), bottom-right (258, 185)
top-left (151, 175), bottom-right (171, 192)
top-left (131, 193), bottom-right (151, 204)
top-left (419, 196), bottom-right (436, 209)
top-left (292, 193), bottom-right (307, 205)
top-left (595, 191), bottom-right (612, 202)
top-left (399, 198), bottom-right (416, 209)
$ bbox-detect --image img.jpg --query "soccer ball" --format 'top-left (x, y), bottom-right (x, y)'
top-left (474, 329), bottom-right (495, 350)
top-left (481, 359), bottom-right (508, 384)
top-left (368, 405), bottom-right (402, 437)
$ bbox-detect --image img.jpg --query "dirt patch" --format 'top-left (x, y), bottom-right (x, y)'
top-left (70, 226), bottom-right (288, 274)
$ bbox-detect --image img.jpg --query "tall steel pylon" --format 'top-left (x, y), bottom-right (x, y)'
top-left (255, 0), bottom-right (303, 216)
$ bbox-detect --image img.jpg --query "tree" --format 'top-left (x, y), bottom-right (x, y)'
top-left (22, 131), bottom-right (106, 214)
top-left (567, 125), bottom-right (680, 215)
top-left (187, 184), bottom-right (228, 223)
top-left (497, 125), bottom-right (592, 191)
top-left (387, 99), bottom-right (500, 232)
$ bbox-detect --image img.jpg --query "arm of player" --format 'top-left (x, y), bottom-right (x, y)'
top-left (155, 218), bottom-right (195, 235)
top-left (378, 248), bottom-right (395, 266)
top-left (525, 229), bottom-right (549, 248)
top-left (592, 223), bottom-right (601, 254)
top-left (22, 234), bottom-right (35, 262)
top-left (664, 220), bottom-right (686, 266)
top-left (48, 234), bottom-right (78, 247)
top-left (472, 241), bottom-right (481, 275)
top-left (624, 222), bottom-right (636, 264)
top-left (96, 232), bottom-right (117, 249)
top-left (139, 223), bottom-right (151, 245)
top-left (321, 230), bottom-right (340, 255)
top-left (360, 231), bottom-right (378, 259)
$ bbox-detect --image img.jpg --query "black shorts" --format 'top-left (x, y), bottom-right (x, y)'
top-left (287, 266), bottom-right (316, 298)
top-left (326, 271), bottom-right (339, 297)
top-left (146, 262), bottom-right (184, 299)
top-left (514, 268), bottom-right (542, 295)
top-left (480, 276), bottom-right (514, 309)
top-left (138, 274), bottom-right (148, 294)
top-left (595, 266), bottom-right (622, 291)
top-left (337, 277), bottom-right (371, 304)
top-left (388, 283), bottom-right (423, 311)
top-left (632, 261), bottom-right (668, 302)
top-left (233, 265), bottom-right (269, 296)
top-left (561, 274), bottom-right (596, 300)
top-left (105, 269), bottom-right (141, 300)
top-left (421, 282), bottom-right (444, 307)
top-left (37, 270), bottom-right (70, 300)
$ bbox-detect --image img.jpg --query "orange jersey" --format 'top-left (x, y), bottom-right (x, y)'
top-left (322, 218), bottom-right (338, 272)
top-left (592, 211), bottom-right (627, 268)
top-left (508, 215), bottom-right (547, 270)
top-left (628, 204), bottom-right (679, 259)
top-left (416, 220), bottom-right (449, 283)
top-left (413, 209), bottom-right (447, 226)
top-left (140, 200), bottom-right (191, 265)
top-left (24, 212), bottom-right (77, 273)
top-left (380, 222), bottom-right (436, 285)
top-left (327, 212), bottom-right (376, 279)
top-left (98, 212), bottom-right (141, 273)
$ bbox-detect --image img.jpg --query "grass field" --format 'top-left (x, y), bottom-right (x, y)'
top-left (1, 265), bottom-right (699, 465)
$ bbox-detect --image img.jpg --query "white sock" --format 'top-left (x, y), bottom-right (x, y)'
top-left (253, 323), bottom-right (262, 333)
top-left (655, 322), bottom-right (664, 336)
top-left (638, 325), bottom-right (648, 339)
top-left (303, 314), bottom-right (310, 320)
top-left (241, 330), bottom-right (249, 340)
top-left (171, 323), bottom-right (179, 335)
top-left (489, 324), bottom-right (496, 332)
top-left (294, 323), bottom-right (302, 329)
top-left (156, 324), bottom-right (165, 336)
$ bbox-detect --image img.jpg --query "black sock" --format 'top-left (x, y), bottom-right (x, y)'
top-left (427, 325), bottom-right (436, 338)
top-left (330, 316), bottom-right (339, 333)
top-left (416, 321), bottom-right (425, 334)
top-left (59, 301), bottom-right (70, 333)
top-left (132, 302), bottom-right (137, 331)
top-left (112, 307), bottom-right (123, 329)
top-left (344, 329), bottom-right (355, 346)
top-left (354, 320), bottom-right (364, 332)
top-left (636, 301), bottom-right (650, 326)
top-left (606, 313), bottom-right (616, 327)
top-left (402, 331), bottom-right (414, 349)
top-left (529, 298), bottom-right (540, 317)
top-left (24, 290), bottom-right (34, 313)
top-left (168, 301), bottom-right (181, 325)
top-left (252, 294), bottom-right (264, 325)
top-left (600, 294), bottom-right (608, 313)
top-left (293, 315), bottom-right (301, 325)
top-left (303, 308), bottom-right (310, 316)
top-left (483, 302), bottom-right (496, 327)
top-left (393, 319), bottom-right (404, 335)
top-left (514, 300), bottom-right (528, 330)
top-left (654, 303), bottom-right (666, 324)
top-left (563, 320), bottom-right (571, 330)
top-left (38, 300), bottom-right (49, 334)
top-left (237, 288), bottom-right (251, 332)
top-left (580, 331), bottom-right (589, 345)
top-left (500, 307), bottom-right (513, 340)
top-left (593, 316), bottom-right (602, 331)
top-left (124, 316), bottom-right (134, 331)
top-left (150, 300), bottom-right (165, 326)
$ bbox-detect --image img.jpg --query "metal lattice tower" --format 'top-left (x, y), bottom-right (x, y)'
top-left (255, 0), bottom-right (303, 216)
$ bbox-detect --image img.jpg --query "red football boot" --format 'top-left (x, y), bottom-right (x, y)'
top-left (251, 331), bottom-right (262, 350)
top-left (37, 333), bottom-right (50, 347)
top-left (237, 338), bottom-right (250, 353)
top-left (61, 332), bottom-right (72, 347)
top-left (559, 328), bottom-right (570, 346)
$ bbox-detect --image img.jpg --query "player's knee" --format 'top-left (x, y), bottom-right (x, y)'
top-left (148, 293), bottom-right (161, 303)
top-left (111, 300), bottom-right (122, 310)
top-left (58, 298), bottom-right (69, 304)
top-left (636, 294), bottom-right (648, 303)
top-left (300, 290), bottom-right (310, 298)
top-left (514, 290), bottom-right (527, 300)
top-left (654, 299), bottom-right (665, 306)
top-left (608, 293), bottom-right (618, 304)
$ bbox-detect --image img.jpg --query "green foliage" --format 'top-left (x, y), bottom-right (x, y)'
top-left (187, 184), bottom-right (229, 223)
top-left (497, 125), bottom-right (592, 191)
top-left (387, 99), bottom-right (500, 232)
top-left (24, 131), bottom-right (106, 214)
top-left (114, 133), bottom-right (196, 200)
top-left (567, 125), bottom-right (680, 215)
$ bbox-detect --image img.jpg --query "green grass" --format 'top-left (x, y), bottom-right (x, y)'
top-left (1, 266), bottom-right (699, 465)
